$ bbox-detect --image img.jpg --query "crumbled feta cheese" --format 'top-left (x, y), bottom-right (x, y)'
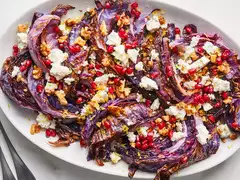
top-left (112, 45), bottom-right (129, 66)
top-left (177, 59), bottom-right (190, 74)
top-left (183, 81), bottom-right (197, 90)
top-left (11, 66), bottom-right (20, 78)
top-left (190, 56), bottom-right (210, 70)
top-left (217, 124), bottom-right (231, 138)
top-left (127, 49), bottom-right (139, 63)
top-left (203, 42), bottom-right (218, 55)
top-left (212, 77), bottom-right (231, 92)
top-left (45, 82), bottom-right (58, 94)
top-left (59, 24), bottom-right (70, 35)
top-left (200, 75), bottom-right (210, 85)
top-left (151, 49), bottom-right (159, 60)
top-left (17, 32), bottom-right (28, 50)
top-left (82, 60), bottom-right (89, 67)
top-left (136, 93), bottom-right (146, 102)
top-left (196, 124), bottom-right (209, 145)
top-left (64, 78), bottom-right (75, 85)
top-left (36, 112), bottom-right (51, 129)
top-left (106, 31), bottom-right (121, 46)
top-left (48, 49), bottom-right (68, 64)
top-left (127, 132), bottom-right (136, 143)
top-left (139, 126), bottom-right (148, 137)
top-left (150, 98), bottom-right (160, 111)
top-left (146, 16), bottom-right (160, 32)
top-left (50, 64), bottom-right (72, 81)
top-left (94, 74), bottom-right (109, 85)
top-left (202, 103), bottom-right (213, 112)
top-left (165, 106), bottom-right (186, 121)
top-left (208, 94), bottom-right (216, 100)
top-left (91, 89), bottom-right (109, 104)
top-left (139, 76), bottom-right (158, 91)
top-left (89, 53), bottom-right (96, 60)
top-left (176, 122), bottom-right (183, 132)
top-left (171, 132), bottom-right (186, 141)
top-left (160, 23), bottom-right (168, 29)
top-left (184, 46), bottom-right (195, 59)
top-left (110, 152), bottom-right (121, 164)
top-left (189, 36), bottom-right (200, 47)
top-left (135, 62), bottom-right (144, 71)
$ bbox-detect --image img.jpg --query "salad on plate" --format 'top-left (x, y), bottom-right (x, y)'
top-left (1, 0), bottom-right (240, 179)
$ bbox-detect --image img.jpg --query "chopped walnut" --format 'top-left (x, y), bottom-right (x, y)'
top-left (117, 13), bottom-right (130, 27)
top-left (190, 52), bottom-right (198, 61)
top-left (124, 87), bottom-right (131, 97)
top-left (58, 35), bottom-right (68, 44)
top-left (155, 118), bottom-right (162, 124)
top-left (210, 54), bottom-right (217, 63)
top-left (147, 60), bottom-right (153, 68)
top-left (108, 106), bottom-right (124, 117)
top-left (30, 124), bottom-right (41, 135)
top-left (40, 42), bottom-right (50, 57)
top-left (229, 133), bottom-right (238, 140)
top-left (102, 56), bottom-right (111, 67)
top-left (218, 61), bottom-right (230, 74)
top-left (158, 127), bottom-right (168, 136)
top-left (18, 24), bottom-right (29, 33)
top-left (74, 36), bottom-right (86, 47)
top-left (81, 27), bottom-right (92, 40)
top-left (16, 74), bottom-right (25, 83)
top-left (159, 16), bottom-right (166, 25)
top-left (100, 21), bottom-right (108, 36)
top-left (162, 115), bottom-right (170, 122)
top-left (65, 18), bottom-right (77, 26)
top-left (223, 96), bottom-right (233, 104)
top-left (55, 90), bottom-right (68, 105)
top-left (32, 66), bottom-right (43, 79)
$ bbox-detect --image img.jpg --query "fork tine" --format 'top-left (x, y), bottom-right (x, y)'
top-left (0, 120), bottom-right (36, 180)
top-left (0, 147), bottom-right (16, 180)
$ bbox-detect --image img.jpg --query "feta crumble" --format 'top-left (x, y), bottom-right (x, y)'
top-left (112, 45), bottom-right (129, 66)
top-left (136, 93), bottom-right (146, 102)
top-left (190, 56), bottom-right (210, 70)
top-left (36, 112), bottom-right (51, 129)
top-left (17, 32), bottom-right (28, 50)
top-left (139, 126), bottom-right (148, 137)
top-left (64, 77), bottom-right (75, 85)
top-left (106, 31), bottom-right (121, 46)
top-left (50, 64), bottom-right (72, 81)
top-left (203, 42), bottom-right (218, 55)
top-left (45, 82), bottom-right (58, 94)
top-left (48, 49), bottom-right (68, 64)
top-left (127, 49), bottom-right (139, 63)
top-left (212, 77), bottom-right (231, 92)
top-left (139, 76), bottom-right (158, 91)
top-left (146, 16), bottom-right (161, 32)
top-left (94, 74), bottom-right (115, 85)
top-left (184, 46), bottom-right (195, 59)
top-left (189, 36), bottom-right (200, 47)
top-left (135, 62), bottom-right (144, 71)
top-left (196, 124), bottom-right (209, 145)
top-left (200, 75), bottom-right (210, 85)
top-left (151, 49), bottom-right (159, 60)
top-left (11, 66), bottom-right (20, 78)
top-left (127, 132), bottom-right (136, 143)
top-left (150, 98), bottom-right (160, 111)
top-left (183, 81), bottom-right (197, 90)
top-left (176, 122), bottom-right (183, 132)
top-left (208, 94), bottom-right (216, 100)
top-left (202, 103), bottom-right (213, 112)
top-left (217, 124), bottom-right (231, 138)
top-left (171, 132), bottom-right (186, 141)
top-left (59, 23), bottom-right (70, 35)
top-left (110, 152), bottom-right (121, 164)
top-left (165, 106), bottom-right (186, 121)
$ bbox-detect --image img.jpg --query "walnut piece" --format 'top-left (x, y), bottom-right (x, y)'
top-left (100, 21), bottom-right (108, 36)
top-left (58, 35), bottom-right (68, 44)
top-left (40, 42), bottom-right (50, 57)
top-left (65, 18), bottom-right (77, 26)
top-left (32, 66), bottom-right (43, 80)
top-left (18, 24), bottom-right (29, 33)
top-left (55, 90), bottom-right (68, 105)
top-left (81, 27), bottom-right (92, 40)
top-left (30, 124), bottom-right (41, 135)
top-left (218, 61), bottom-right (230, 74)
top-left (117, 13), bottom-right (130, 27)
top-left (74, 36), bottom-right (86, 47)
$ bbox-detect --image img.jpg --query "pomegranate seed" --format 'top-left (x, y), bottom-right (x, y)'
top-left (142, 140), bottom-right (148, 145)
top-left (175, 27), bottom-right (181, 34)
top-left (47, 114), bottom-right (53, 121)
top-left (185, 27), bottom-right (192, 34)
top-left (89, 89), bottom-right (95, 94)
top-left (145, 99), bottom-right (151, 107)
top-left (181, 156), bottom-right (188, 163)
top-left (208, 86), bottom-right (214, 93)
top-left (80, 139), bottom-right (86, 147)
top-left (20, 65), bottom-right (27, 72)
top-left (36, 84), bottom-right (44, 93)
top-left (89, 64), bottom-right (94, 69)
top-left (115, 15), bottom-right (120, 21)
top-left (148, 142), bottom-right (154, 148)
top-left (168, 130), bottom-right (174, 138)
top-left (147, 131), bottom-right (154, 138)
top-left (53, 26), bottom-right (61, 33)
top-left (119, 28), bottom-right (126, 36)
top-left (134, 11), bottom-right (141, 19)
top-left (108, 86), bottom-right (115, 94)
top-left (139, 134), bottom-right (144, 140)
top-left (199, 95), bottom-right (205, 104)
top-left (150, 72), bottom-right (160, 79)
top-left (203, 94), bottom-right (210, 102)
top-left (91, 82), bottom-right (97, 89)
top-left (216, 57), bottom-right (223, 65)
top-left (158, 121), bottom-right (166, 130)
top-left (203, 86), bottom-right (209, 93)
top-left (125, 43), bottom-right (133, 49)
top-left (103, 121), bottom-right (111, 129)
top-left (231, 122), bottom-right (238, 128)
top-left (188, 68), bottom-right (196, 75)
top-left (141, 143), bottom-right (148, 151)
top-left (96, 71), bottom-right (103, 77)
top-left (49, 76), bottom-right (57, 83)
top-left (114, 65), bottom-right (124, 75)
top-left (132, 41), bottom-right (138, 48)
top-left (131, 2), bottom-right (138, 9)
top-left (197, 47), bottom-right (204, 54)
top-left (172, 46), bottom-right (178, 54)
top-left (12, 45), bottom-right (19, 53)
top-left (195, 77), bottom-right (201, 84)
top-left (195, 84), bottom-right (203, 89)
top-left (45, 129), bottom-right (52, 137)
top-left (193, 94), bottom-right (201, 105)
top-left (221, 49), bottom-right (230, 60)
top-left (58, 82), bottom-right (63, 90)
top-left (13, 52), bottom-right (18, 56)
top-left (76, 97), bottom-right (83, 104)
top-left (126, 67), bottom-right (134, 74)
top-left (69, 45), bottom-right (81, 54)
top-left (59, 43), bottom-right (64, 50)
top-left (50, 129), bottom-right (57, 137)
top-left (166, 65), bottom-right (173, 77)
top-left (214, 102), bottom-right (221, 108)
top-left (221, 92), bottom-right (228, 99)
top-left (135, 136), bottom-right (140, 142)
top-left (107, 45), bottom-right (114, 53)
top-left (95, 63), bottom-right (101, 69)
top-left (150, 121), bottom-right (156, 128)
top-left (169, 116), bottom-right (177, 123)
top-left (208, 115), bottom-right (215, 123)
top-left (96, 159), bottom-right (104, 166)
top-left (135, 142), bottom-right (141, 149)
top-left (114, 77), bottom-right (120, 84)
top-left (105, 2), bottom-right (111, 9)
top-left (25, 60), bottom-right (32, 67)
top-left (212, 69), bottom-right (218, 76)
top-left (44, 59), bottom-right (52, 67)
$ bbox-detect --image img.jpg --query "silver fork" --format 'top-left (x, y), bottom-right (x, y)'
top-left (0, 120), bottom-right (36, 180)
top-left (0, 147), bottom-right (16, 180)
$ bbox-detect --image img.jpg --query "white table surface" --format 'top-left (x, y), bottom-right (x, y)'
top-left (0, 0), bottom-right (240, 180)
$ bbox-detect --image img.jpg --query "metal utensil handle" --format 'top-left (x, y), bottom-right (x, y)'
top-left (0, 120), bottom-right (36, 180)
top-left (0, 147), bottom-right (16, 180)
